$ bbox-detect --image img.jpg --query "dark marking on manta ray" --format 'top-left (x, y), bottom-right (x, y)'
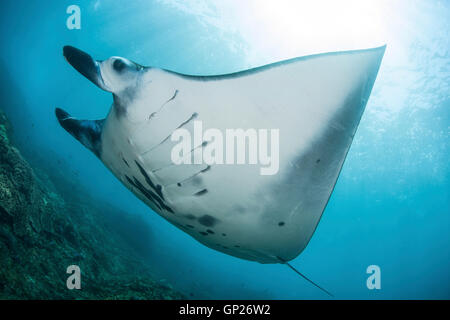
top-left (278, 221), bottom-right (285, 226)
top-left (201, 165), bottom-right (211, 173)
top-left (184, 214), bottom-right (196, 220)
top-left (222, 233), bottom-right (226, 237)
top-left (162, 89), bottom-right (178, 107)
top-left (199, 231), bottom-right (208, 236)
top-left (198, 214), bottom-right (218, 227)
top-left (170, 89), bottom-right (178, 100)
top-left (194, 189), bottom-right (208, 196)
top-left (122, 157), bottom-right (130, 167)
top-left (125, 174), bottom-right (174, 213)
top-left (124, 174), bottom-right (161, 211)
top-left (132, 176), bottom-right (174, 213)
top-left (143, 112), bottom-right (199, 155)
top-left (173, 221), bottom-right (188, 230)
top-left (151, 163), bottom-right (176, 174)
top-left (188, 141), bottom-right (208, 155)
top-left (316, 159), bottom-right (321, 163)
top-left (234, 245), bottom-right (240, 248)
top-left (206, 229), bottom-right (214, 234)
top-left (186, 224), bottom-right (195, 228)
top-left (127, 175), bottom-right (161, 209)
top-left (176, 165), bottom-right (211, 187)
top-left (113, 88), bottom-right (137, 118)
top-left (177, 112), bottom-right (198, 129)
top-left (148, 89), bottom-right (179, 120)
top-left (135, 160), bottom-right (165, 200)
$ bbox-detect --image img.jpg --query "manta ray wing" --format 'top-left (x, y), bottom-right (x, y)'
top-left (124, 46), bottom-right (385, 263)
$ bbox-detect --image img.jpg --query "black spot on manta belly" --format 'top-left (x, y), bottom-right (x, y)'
top-left (155, 184), bottom-right (164, 198)
top-left (198, 214), bottom-right (218, 227)
top-left (199, 231), bottom-right (208, 236)
top-left (122, 157), bottom-right (130, 167)
top-left (194, 189), bottom-right (208, 196)
top-left (278, 221), bottom-right (285, 226)
top-left (316, 158), bottom-right (321, 163)
top-left (206, 229), bottom-right (214, 234)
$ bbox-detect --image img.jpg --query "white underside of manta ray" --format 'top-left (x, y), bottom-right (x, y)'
top-left (56, 44), bottom-right (384, 285)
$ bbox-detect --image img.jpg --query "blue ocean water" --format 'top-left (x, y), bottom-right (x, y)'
top-left (0, 0), bottom-right (448, 299)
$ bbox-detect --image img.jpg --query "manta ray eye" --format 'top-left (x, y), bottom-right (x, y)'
top-left (113, 59), bottom-right (127, 72)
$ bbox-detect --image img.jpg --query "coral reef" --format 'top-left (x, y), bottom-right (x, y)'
top-left (0, 108), bottom-right (184, 299)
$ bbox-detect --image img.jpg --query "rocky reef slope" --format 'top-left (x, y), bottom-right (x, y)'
top-left (0, 108), bottom-right (183, 299)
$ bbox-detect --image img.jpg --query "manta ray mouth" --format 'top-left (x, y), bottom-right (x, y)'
top-left (63, 45), bottom-right (106, 90)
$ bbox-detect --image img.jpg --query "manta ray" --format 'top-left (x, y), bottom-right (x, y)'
top-left (56, 45), bottom-right (385, 296)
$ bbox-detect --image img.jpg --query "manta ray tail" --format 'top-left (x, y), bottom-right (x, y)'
top-left (277, 256), bottom-right (334, 297)
top-left (285, 262), bottom-right (334, 297)
top-left (55, 108), bottom-right (104, 158)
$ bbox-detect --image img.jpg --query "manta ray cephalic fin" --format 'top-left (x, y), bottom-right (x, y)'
top-left (55, 107), bottom-right (104, 157)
